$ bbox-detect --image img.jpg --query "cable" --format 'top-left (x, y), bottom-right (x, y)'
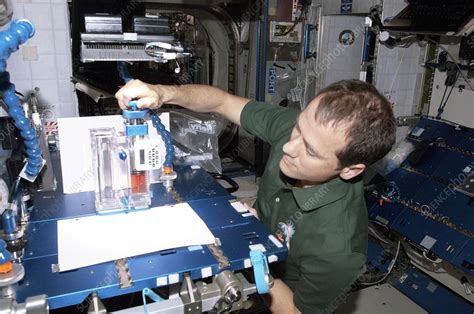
top-left (436, 71), bottom-right (459, 119)
top-left (117, 61), bottom-right (132, 83)
top-left (388, 49), bottom-right (406, 98)
top-left (435, 84), bottom-right (449, 118)
top-left (427, 39), bottom-right (473, 90)
top-left (275, 5), bottom-right (307, 37)
top-left (361, 241), bottom-right (401, 286)
top-left (369, 219), bottom-right (389, 229)
top-left (368, 224), bottom-right (389, 244)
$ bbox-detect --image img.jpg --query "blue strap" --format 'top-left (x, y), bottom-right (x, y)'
top-left (250, 250), bottom-right (270, 294)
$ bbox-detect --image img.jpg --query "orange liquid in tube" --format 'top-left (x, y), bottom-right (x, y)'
top-left (131, 171), bottom-right (148, 194)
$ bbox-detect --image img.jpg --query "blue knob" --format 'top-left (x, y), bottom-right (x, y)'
top-left (129, 101), bottom-right (138, 111)
top-left (118, 149), bottom-right (127, 161)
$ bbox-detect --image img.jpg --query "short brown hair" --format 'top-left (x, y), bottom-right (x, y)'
top-left (314, 80), bottom-right (396, 167)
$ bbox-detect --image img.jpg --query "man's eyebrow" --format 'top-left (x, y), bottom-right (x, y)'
top-left (296, 115), bottom-right (326, 159)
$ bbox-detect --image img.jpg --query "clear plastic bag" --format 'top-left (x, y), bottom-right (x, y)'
top-left (169, 109), bottom-right (224, 173)
top-left (372, 139), bottom-right (415, 176)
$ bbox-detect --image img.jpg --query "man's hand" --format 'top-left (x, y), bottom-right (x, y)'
top-left (115, 81), bottom-right (249, 125)
top-left (267, 279), bottom-right (301, 314)
top-left (243, 203), bottom-right (259, 219)
top-left (115, 79), bottom-right (175, 110)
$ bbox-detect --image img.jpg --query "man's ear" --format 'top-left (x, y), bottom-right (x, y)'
top-left (339, 164), bottom-right (366, 180)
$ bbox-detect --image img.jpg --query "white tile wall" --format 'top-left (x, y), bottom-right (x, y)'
top-left (7, 0), bottom-right (77, 121)
top-left (375, 0), bottom-right (424, 142)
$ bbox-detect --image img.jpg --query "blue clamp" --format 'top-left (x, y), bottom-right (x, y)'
top-left (122, 110), bottom-right (147, 120)
top-left (142, 287), bottom-right (164, 314)
top-left (0, 239), bottom-right (12, 264)
top-left (123, 101), bottom-right (149, 136)
top-left (125, 124), bottom-right (148, 137)
top-left (122, 101), bottom-right (147, 120)
top-left (250, 250), bottom-right (270, 294)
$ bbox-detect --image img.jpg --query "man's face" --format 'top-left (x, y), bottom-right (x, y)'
top-left (279, 97), bottom-right (349, 184)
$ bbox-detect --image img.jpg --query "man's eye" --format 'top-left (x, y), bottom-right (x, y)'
top-left (306, 149), bottom-right (316, 157)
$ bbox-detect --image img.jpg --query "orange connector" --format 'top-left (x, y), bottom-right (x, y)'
top-left (163, 166), bottom-right (173, 175)
top-left (0, 261), bottom-right (13, 273)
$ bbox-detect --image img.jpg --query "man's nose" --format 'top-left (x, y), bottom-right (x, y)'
top-left (282, 136), bottom-right (300, 158)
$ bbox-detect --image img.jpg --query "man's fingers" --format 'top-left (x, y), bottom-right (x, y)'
top-left (137, 97), bottom-right (160, 109)
top-left (115, 92), bottom-right (130, 109)
top-left (243, 203), bottom-right (259, 219)
top-left (115, 79), bottom-right (151, 109)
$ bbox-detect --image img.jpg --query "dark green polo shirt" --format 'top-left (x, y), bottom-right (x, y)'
top-left (241, 100), bottom-right (368, 313)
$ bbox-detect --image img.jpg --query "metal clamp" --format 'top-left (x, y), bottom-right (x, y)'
top-left (212, 270), bottom-right (243, 312)
top-left (180, 273), bottom-right (202, 314)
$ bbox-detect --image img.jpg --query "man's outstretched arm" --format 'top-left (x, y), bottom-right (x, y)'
top-left (115, 80), bottom-right (250, 126)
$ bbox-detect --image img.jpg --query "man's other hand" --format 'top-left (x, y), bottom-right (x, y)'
top-left (243, 203), bottom-right (259, 220)
top-left (115, 79), bottom-right (172, 110)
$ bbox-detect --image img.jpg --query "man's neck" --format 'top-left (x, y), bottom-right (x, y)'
top-left (295, 176), bottom-right (340, 188)
top-left (295, 180), bottom-right (317, 188)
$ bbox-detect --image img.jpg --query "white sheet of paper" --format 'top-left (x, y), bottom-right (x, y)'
top-left (58, 114), bottom-right (169, 194)
top-left (57, 202), bottom-right (214, 272)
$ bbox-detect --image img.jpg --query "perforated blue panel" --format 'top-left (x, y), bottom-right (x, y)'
top-left (17, 162), bottom-right (287, 309)
top-left (366, 117), bottom-right (474, 277)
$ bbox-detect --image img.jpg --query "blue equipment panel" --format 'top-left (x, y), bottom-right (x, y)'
top-left (17, 163), bottom-right (287, 309)
top-left (366, 239), bottom-right (473, 313)
top-left (366, 117), bottom-right (474, 277)
top-left (395, 266), bottom-right (473, 313)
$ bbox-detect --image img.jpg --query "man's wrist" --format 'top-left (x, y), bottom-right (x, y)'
top-left (158, 84), bottom-right (178, 104)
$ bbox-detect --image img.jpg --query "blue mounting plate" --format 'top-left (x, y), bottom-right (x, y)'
top-left (366, 117), bottom-right (474, 276)
top-left (17, 163), bottom-right (287, 309)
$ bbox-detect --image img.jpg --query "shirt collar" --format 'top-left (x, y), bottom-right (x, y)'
top-left (291, 177), bottom-right (350, 212)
